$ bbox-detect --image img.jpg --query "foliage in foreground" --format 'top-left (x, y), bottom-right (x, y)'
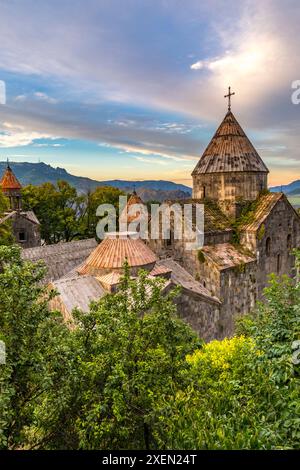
top-left (155, 253), bottom-right (300, 449)
top-left (0, 247), bottom-right (299, 449)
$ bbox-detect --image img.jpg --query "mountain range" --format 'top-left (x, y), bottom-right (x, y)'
top-left (0, 162), bottom-right (192, 202)
top-left (270, 180), bottom-right (300, 195)
top-left (1, 161), bottom-right (299, 202)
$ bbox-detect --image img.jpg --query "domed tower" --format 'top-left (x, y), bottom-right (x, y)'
top-left (192, 88), bottom-right (269, 217)
top-left (0, 162), bottom-right (22, 211)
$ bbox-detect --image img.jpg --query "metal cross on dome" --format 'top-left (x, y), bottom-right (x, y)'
top-left (224, 86), bottom-right (235, 111)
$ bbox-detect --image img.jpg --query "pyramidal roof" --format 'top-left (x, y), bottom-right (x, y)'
top-left (192, 111), bottom-right (269, 175)
top-left (0, 165), bottom-right (22, 190)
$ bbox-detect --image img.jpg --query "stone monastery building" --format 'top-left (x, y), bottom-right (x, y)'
top-left (3, 97), bottom-right (300, 340)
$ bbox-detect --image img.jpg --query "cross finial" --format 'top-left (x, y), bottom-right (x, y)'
top-left (224, 86), bottom-right (235, 111)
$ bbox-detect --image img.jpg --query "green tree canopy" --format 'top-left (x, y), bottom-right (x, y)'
top-left (22, 182), bottom-right (124, 243)
top-left (154, 252), bottom-right (300, 449)
top-left (1, 243), bottom-right (300, 450)
top-left (0, 192), bottom-right (13, 245)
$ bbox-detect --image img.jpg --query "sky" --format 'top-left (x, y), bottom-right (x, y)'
top-left (0, 0), bottom-right (300, 187)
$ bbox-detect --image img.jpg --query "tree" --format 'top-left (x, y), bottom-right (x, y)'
top-left (0, 192), bottom-right (13, 245)
top-left (0, 245), bottom-right (77, 449)
top-left (22, 182), bottom-right (124, 243)
top-left (0, 247), bottom-right (200, 450)
top-left (81, 186), bottom-right (125, 239)
top-left (30, 268), bottom-right (200, 449)
top-left (22, 181), bottom-right (85, 243)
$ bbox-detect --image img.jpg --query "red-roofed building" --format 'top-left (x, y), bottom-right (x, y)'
top-left (0, 163), bottom-right (41, 248)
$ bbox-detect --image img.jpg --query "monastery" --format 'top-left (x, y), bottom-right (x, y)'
top-left (1, 92), bottom-right (300, 340)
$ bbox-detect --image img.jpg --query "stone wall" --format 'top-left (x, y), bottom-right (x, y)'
top-left (249, 198), bottom-right (300, 298)
top-left (193, 171), bottom-right (267, 203)
top-left (12, 215), bottom-right (41, 248)
top-left (175, 288), bottom-right (220, 341)
top-left (203, 229), bottom-right (233, 246)
top-left (218, 262), bottom-right (257, 338)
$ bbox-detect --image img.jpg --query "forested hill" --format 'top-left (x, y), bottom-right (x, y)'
top-left (0, 161), bottom-right (192, 202)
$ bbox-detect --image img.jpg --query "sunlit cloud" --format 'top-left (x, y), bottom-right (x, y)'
top-left (135, 156), bottom-right (168, 165)
top-left (0, 0), bottom-right (299, 183)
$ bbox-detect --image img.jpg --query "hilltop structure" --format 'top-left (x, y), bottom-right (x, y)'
top-left (18, 90), bottom-right (300, 340)
top-left (0, 163), bottom-right (41, 248)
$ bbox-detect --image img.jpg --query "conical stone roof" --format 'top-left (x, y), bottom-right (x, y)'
top-left (0, 165), bottom-right (22, 190)
top-left (192, 111), bottom-right (269, 175)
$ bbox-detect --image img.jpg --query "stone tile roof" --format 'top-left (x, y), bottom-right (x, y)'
top-left (149, 264), bottom-right (172, 277)
top-left (51, 274), bottom-right (106, 313)
top-left (96, 271), bottom-right (121, 289)
top-left (192, 111), bottom-right (269, 175)
top-left (239, 192), bottom-right (284, 232)
top-left (164, 199), bottom-right (231, 233)
top-left (0, 165), bottom-right (22, 190)
top-left (79, 233), bottom-right (157, 274)
top-left (158, 258), bottom-right (220, 304)
top-left (0, 210), bottom-right (40, 225)
top-left (22, 238), bottom-right (97, 281)
top-left (0, 211), bottom-right (16, 224)
top-left (22, 210), bottom-right (40, 225)
top-left (201, 243), bottom-right (256, 270)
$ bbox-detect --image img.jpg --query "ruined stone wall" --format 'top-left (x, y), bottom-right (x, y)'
top-left (218, 262), bottom-right (257, 338)
top-left (193, 171), bottom-right (267, 203)
top-left (175, 289), bottom-right (220, 342)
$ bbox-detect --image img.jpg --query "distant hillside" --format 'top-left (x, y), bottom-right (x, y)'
top-left (0, 161), bottom-right (192, 202)
top-left (270, 180), bottom-right (300, 195)
top-left (285, 187), bottom-right (300, 196)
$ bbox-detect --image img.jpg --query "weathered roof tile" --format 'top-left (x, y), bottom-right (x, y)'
top-left (192, 111), bottom-right (269, 175)
top-left (201, 243), bottom-right (256, 270)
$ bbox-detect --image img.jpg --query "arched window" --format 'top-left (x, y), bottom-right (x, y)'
top-left (166, 230), bottom-right (174, 247)
top-left (287, 234), bottom-right (292, 250)
top-left (266, 237), bottom-right (271, 257)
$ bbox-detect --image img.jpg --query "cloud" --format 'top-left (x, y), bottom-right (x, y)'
top-left (0, 0), bottom-right (299, 181)
top-left (190, 61), bottom-right (205, 70)
top-left (33, 142), bottom-right (64, 147)
top-left (34, 92), bottom-right (58, 104)
top-left (135, 156), bottom-right (168, 165)
top-left (0, 122), bottom-right (59, 148)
